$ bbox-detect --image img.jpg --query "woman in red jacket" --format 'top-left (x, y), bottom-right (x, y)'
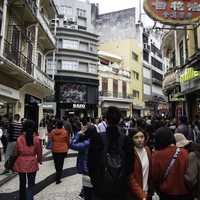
top-left (152, 127), bottom-right (192, 200)
top-left (50, 120), bottom-right (69, 184)
top-left (129, 128), bottom-right (152, 200)
top-left (14, 120), bottom-right (42, 200)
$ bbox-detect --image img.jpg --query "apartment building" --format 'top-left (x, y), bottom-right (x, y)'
top-left (47, 0), bottom-right (99, 118)
top-left (96, 8), bottom-right (144, 117)
top-left (142, 29), bottom-right (166, 116)
top-left (98, 51), bottom-right (132, 117)
top-left (0, 0), bottom-right (57, 125)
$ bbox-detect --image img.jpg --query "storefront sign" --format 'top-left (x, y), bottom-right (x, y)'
top-left (0, 84), bottom-right (19, 100)
top-left (180, 68), bottom-right (200, 83)
top-left (73, 104), bottom-right (86, 109)
top-left (144, 0), bottom-right (200, 25)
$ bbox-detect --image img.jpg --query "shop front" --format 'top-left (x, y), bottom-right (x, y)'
top-left (0, 84), bottom-right (20, 119)
top-left (55, 76), bottom-right (99, 119)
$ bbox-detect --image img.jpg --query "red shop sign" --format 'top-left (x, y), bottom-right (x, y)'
top-left (144, 0), bottom-right (200, 25)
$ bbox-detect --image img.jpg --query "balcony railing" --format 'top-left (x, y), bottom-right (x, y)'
top-left (99, 91), bottom-right (133, 99)
top-left (24, 0), bottom-right (37, 16)
top-left (4, 40), bottom-right (34, 75)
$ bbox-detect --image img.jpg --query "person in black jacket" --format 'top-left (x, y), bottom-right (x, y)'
top-left (88, 106), bottom-right (134, 200)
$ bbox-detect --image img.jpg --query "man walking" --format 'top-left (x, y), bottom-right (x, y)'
top-left (2, 114), bottom-right (22, 174)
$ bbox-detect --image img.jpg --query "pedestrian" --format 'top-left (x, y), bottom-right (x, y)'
top-left (63, 115), bottom-right (73, 138)
top-left (13, 120), bottom-right (42, 200)
top-left (175, 116), bottom-right (193, 140)
top-left (152, 127), bottom-right (192, 200)
top-left (184, 143), bottom-right (200, 200)
top-left (70, 125), bottom-right (96, 200)
top-left (128, 128), bottom-right (152, 200)
top-left (3, 114), bottom-right (22, 174)
top-left (88, 106), bottom-right (134, 200)
top-left (50, 120), bottom-right (70, 184)
top-left (0, 123), bottom-right (3, 162)
top-left (97, 116), bottom-right (107, 134)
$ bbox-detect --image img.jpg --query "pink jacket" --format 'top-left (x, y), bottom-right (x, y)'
top-left (14, 134), bottom-right (42, 173)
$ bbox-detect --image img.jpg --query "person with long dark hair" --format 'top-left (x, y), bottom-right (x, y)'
top-left (88, 106), bottom-right (134, 200)
top-left (13, 120), bottom-right (42, 200)
top-left (50, 120), bottom-right (70, 184)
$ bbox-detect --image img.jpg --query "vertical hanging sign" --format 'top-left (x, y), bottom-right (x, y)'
top-left (144, 0), bottom-right (200, 25)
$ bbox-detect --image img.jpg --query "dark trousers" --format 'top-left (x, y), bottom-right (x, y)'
top-left (83, 186), bottom-right (93, 200)
top-left (52, 152), bottom-right (65, 181)
top-left (19, 172), bottom-right (36, 200)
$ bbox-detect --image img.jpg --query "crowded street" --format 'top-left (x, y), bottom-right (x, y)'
top-left (1, 0), bottom-right (200, 200)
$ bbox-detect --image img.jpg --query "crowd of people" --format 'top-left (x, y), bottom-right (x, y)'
top-left (0, 109), bottom-right (200, 200)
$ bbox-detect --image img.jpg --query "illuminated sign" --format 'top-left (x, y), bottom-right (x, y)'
top-left (143, 0), bottom-right (200, 25)
top-left (180, 68), bottom-right (200, 83)
top-left (73, 104), bottom-right (86, 109)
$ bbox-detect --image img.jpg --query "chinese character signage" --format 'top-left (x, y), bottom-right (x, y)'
top-left (144, 0), bottom-right (200, 25)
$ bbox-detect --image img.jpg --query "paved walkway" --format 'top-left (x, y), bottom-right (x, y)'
top-left (0, 150), bottom-right (82, 200)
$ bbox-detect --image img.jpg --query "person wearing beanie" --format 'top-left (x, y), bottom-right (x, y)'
top-left (152, 127), bottom-right (192, 200)
top-left (129, 128), bottom-right (152, 200)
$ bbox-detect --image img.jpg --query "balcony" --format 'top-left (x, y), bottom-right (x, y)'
top-left (34, 67), bottom-right (54, 94)
top-left (152, 78), bottom-right (163, 87)
top-left (99, 91), bottom-right (133, 103)
top-left (37, 11), bottom-right (56, 49)
top-left (4, 40), bottom-right (34, 76)
top-left (8, 0), bottom-right (37, 24)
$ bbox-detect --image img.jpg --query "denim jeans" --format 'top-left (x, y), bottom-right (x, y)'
top-left (19, 172), bottom-right (36, 200)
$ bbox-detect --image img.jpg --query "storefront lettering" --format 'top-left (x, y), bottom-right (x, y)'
top-left (73, 104), bottom-right (86, 109)
top-left (180, 68), bottom-right (200, 83)
top-left (144, 0), bottom-right (200, 25)
top-left (0, 84), bottom-right (19, 99)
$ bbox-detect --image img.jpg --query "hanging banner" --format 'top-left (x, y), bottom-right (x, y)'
top-left (143, 0), bottom-right (200, 25)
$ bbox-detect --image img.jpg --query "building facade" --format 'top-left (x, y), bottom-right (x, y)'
top-left (162, 26), bottom-right (200, 121)
top-left (142, 28), bottom-right (166, 116)
top-left (0, 0), bottom-right (57, 126)
top-left (98, 51), bottom-right (132, 117)
top-left (48, 0), bottom-right (99, 119)
top-left (96, 8), bottom-right (144, 117)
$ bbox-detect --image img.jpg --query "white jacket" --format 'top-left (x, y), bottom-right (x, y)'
top-left (0, 128), bottom-right (3, 148)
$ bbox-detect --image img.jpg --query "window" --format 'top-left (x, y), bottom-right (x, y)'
top-left (133, 71), bottom-right (139, 80)
top-left (60, 6), bottom-right (73, 16)
top-left (151, 44), bottom-right (162, 58)
top-left (37, 53), bottom-right (42, 70)
top-left (62, 39), bottom-right (79, 49)
top-left (143, 50), bottom-right (149, 62)
top-left (122, 81), bottom-right (127, 98)
top-left (151, 57), bottom-right (163, 70)
top-left (79, 42), bottom-right (88, 51)
top-left (0, 11), bottom-right (2, 33)
top-left (62, 60), bottom-right (78, 71)
top-left (143, 34), bottom-right (148, 44)
top-left (179, 41), bottom-right (184, 66)
top-left (90, 44), bottom-right (97, 53)
top-left (77, 8), bottom-right (86, 17)
top-left (102, 78), bottom-right (108, 95)
top-left (152, 70), bottom-right (163, 81)
top-left (171, 51), bottom-right (176, 67)
top-left (88, 64), bottom-right (97, 74)
top-left (113, 79), bottom-right (118, 97)
top-left (132, 52), bottom-right (139, 61)
top-left (133, 90), bottom-right (139, 99)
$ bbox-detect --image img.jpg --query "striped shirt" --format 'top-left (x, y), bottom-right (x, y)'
top-left (8, 121), bottom-right (22, 142)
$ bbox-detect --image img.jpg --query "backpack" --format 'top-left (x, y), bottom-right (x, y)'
top-left (94, 133), bottom-right (127, 198)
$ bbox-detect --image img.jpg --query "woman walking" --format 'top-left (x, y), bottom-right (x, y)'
top-left (50, 120), bottom-right (70, 184)
top-left (129, 128), bottom-right (152, 200)
top-left (14, 120), bottom-right (42, 200)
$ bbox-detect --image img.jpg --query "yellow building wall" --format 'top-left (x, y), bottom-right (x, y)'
top-left (99, 39), bottom-right (144, 108)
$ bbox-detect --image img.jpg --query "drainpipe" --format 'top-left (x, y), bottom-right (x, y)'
top-left (0, 0), bottom-right (8, 57)
top-left (52, 14), bottom-right (57, 80)
top-left (184, 26), bottom-right (189, 61)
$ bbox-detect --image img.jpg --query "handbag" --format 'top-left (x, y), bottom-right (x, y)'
top-left (4, 148), bottom-right (18, 171)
